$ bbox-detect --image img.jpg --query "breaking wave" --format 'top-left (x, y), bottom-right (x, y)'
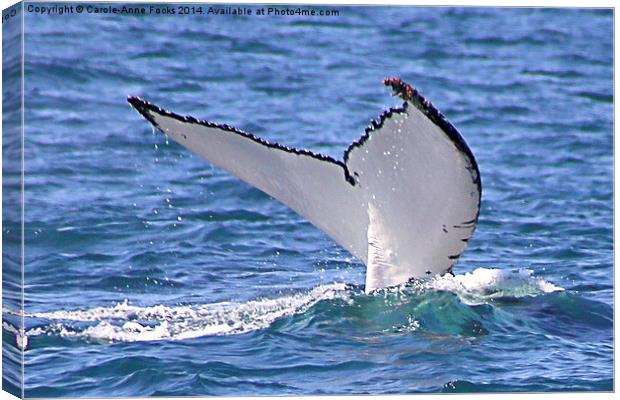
top-left (7, 268), bottom-right (563, 346)
top-left (411, 267), bottom-right (563, 304)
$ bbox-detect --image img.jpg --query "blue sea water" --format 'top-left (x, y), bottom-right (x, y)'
top-left (2, 4), bottom-right (613, 396)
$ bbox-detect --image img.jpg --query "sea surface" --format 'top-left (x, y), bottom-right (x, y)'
top-left (2, 4), bottom-right (613, 397)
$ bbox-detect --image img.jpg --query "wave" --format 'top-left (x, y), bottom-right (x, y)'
top-left (19, 283), bottom-right (349, 344)
top-left (419, 267), bottom-right (563, 304)
top-left (7, 268), bottom-right (564, 346)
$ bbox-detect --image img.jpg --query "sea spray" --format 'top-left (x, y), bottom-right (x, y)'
top-left (24, 283), bottom-right (349, 343)
top-left (14, 269), bottom-right (564, 344)
top-left (428, 268), bottom-right (564, 304)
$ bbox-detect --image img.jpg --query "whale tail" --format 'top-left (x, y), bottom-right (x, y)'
top-left (128, 78), bottom-right (481, 293)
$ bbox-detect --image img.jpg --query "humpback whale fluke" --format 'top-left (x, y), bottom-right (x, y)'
top-left (128, 78), bottom-right (481, 293)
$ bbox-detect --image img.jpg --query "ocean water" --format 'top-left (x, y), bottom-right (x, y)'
top-left (2, 4), bottom-right (613, 396)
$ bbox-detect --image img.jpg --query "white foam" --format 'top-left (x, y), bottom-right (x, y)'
top-left (19, 268), bottom-right (563, 344)
top-left (3, 321), bottom-right (28, 350)
top-left (27, 283), bottom-right (348, 343)
top-left (422, 267), bottom-right (564, 304)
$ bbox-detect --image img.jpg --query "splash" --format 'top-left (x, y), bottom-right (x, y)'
top-left (23, 283), bottom-right (349, 344)
top-left (2, 321), bottom-right (27, 350)
top-left (424, 267), bottom-right (563, 304)
top-left (11, 268), bottom-right (563, 345)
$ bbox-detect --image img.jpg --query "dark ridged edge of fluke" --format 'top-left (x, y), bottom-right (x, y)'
top-left (382, 77), bottom-right (481, 199)
top-left (129, 78), bottom-right (482, 279)
top-left (346, 78), bottom-right (481, 223)
top-left (386, 78), bottom-right (482, 267)
top-left (343, 102), bottom-right (408, 163)
top-left (128, 77), bottom-right (481, 206)
top-left (342, 78), bottom-right (482, 255)
top-left (127, 95), bottom-right (357, 185)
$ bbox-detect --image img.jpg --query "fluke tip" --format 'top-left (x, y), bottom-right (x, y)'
top-left (383, 77), bottom-right (416, 101)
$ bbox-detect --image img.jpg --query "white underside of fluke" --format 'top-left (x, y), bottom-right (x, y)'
top-left (128, 79), bottom-right (481, 294)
